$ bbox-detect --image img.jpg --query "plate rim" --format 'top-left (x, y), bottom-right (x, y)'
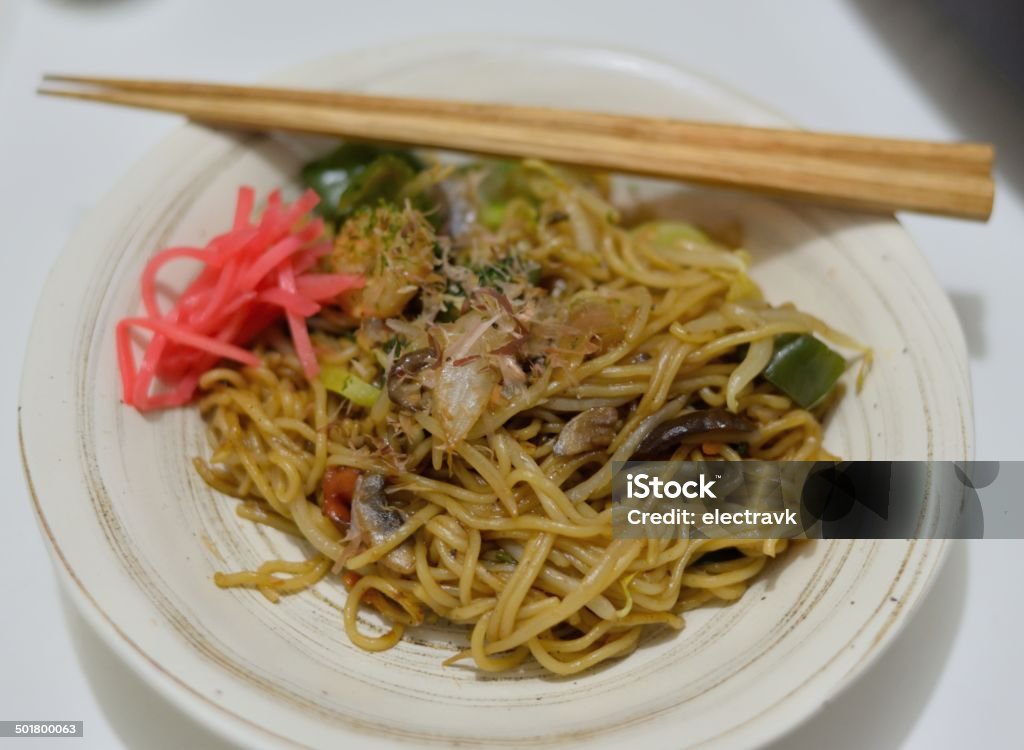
top-left (18, 34), bottom-right (972, 750)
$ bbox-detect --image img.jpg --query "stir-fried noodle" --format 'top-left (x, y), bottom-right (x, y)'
top-left (196, 157), bottom-right (866, 675)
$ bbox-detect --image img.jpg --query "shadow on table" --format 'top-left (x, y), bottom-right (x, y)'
top-left (848, 0), bottom-right (1024, 198)
top-left (764, 539), bottom-right (968, 750)
top-left (947, 291), bottom-right (987, 358)
top-left (59, 589), bottom-right (240, 750)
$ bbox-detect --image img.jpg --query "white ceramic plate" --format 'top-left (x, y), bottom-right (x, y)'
top-left (20, 37), bottom-right (972, 750)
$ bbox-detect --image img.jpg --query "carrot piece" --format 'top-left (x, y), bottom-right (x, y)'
top-left (342, 571), bottom-right (361, 588)
top-left (702, 442), bottom-right (723, 456)
top-left (321, 467), bottom-right (360, 530)
top-left (339, 570), bottom-right (393, 617)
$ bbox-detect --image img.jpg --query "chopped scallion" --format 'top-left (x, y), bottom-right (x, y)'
top-left (319, 365), bottom-right (381, 408)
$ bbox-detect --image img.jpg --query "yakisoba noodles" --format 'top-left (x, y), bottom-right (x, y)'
top-left (191, 153), bottom-right (867, 675)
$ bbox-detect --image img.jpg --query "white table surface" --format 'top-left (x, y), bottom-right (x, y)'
top-left (2, 0), bottom-right (1022, 748)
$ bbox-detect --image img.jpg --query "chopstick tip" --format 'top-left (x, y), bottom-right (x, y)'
top-left (41, 73), bottom-right (79, 84)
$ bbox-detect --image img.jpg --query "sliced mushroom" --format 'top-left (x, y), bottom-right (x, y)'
top-left (552, 406), bottom-right (619, 457)
top-left (633, 409), bottom-right (755, 459)
top-left (386, 346), bottom-right (438, 411)
top-left (350, 473), bottom-right (416, 575)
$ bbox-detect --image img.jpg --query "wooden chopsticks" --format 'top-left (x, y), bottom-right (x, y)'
top-left (38, 74), bottom-right (995, 220)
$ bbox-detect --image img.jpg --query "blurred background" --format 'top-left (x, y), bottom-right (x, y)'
top-left (2, 1), bottom-right (1021, 748)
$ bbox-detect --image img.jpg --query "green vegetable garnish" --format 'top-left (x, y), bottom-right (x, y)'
top-left (435, 278), bottom-right (465, 323)
top-left (300, 144), bottom-right (423, 223)
top-left (382, 335), bottom-right (409, 357)
top-left (763, 334), bottom-right (846, 408)
top-left (437, 300), bottom-right (462, 323)
top-left (488, 549), bottom-right (518, 565)
top-left (472, 253), bottom-right (541, 288)
top-left (336, 154), bottom-right (416, 218)
top-left (477, 161), bottom-right (539, 230)
top-left (319, 365), bottom-right (381, 408)
top-left (479, 161), bottom-right (536, 205)
top-left (480, 202), bottom-right (508, 230)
